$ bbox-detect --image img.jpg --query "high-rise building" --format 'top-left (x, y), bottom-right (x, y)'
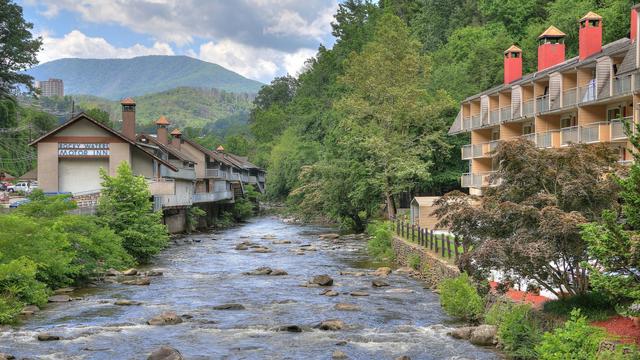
top-left (449, 5), bottom-right (640, 195)
top-left (36, 78), bottom-right (64, 97)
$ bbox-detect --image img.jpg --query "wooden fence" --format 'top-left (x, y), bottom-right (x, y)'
top-left (393, 219), bottom-right (466, 261)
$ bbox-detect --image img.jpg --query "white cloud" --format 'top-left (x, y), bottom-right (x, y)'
top-left (39, 30), bottom-right (174, 63)
top-left (283, 48), bottom-right (317, 76)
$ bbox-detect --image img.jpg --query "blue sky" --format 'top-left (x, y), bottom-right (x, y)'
top-left (18, 0), bottom-right (339, 83)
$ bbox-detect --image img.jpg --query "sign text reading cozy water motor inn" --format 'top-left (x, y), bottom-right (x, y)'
top-left (58, 143), bottom-right (110, 157)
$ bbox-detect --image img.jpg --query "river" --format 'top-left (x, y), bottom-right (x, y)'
top-left (0, 216), bottom-right (499, 359)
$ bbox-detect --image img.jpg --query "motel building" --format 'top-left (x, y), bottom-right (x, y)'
top-left (30, 98), bottom-right (266, 232)
top-left (449, 5), bottom-right (640, 195)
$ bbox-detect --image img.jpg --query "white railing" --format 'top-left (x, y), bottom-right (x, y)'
top-left (561, 126), bottom-right (580, 145)
top-left (463, 116), bottom-right (471, 130)
top-left (578, 83), bottom-right (597, 103)
top-left (613, 74), bottom-right (632, 96)
top-left (461, 172), bottom-right (496, 188)
top-left (580, 122), bottom-right (605, 143)
top-left (248, 175), bottom-right (258, 183)
top-left (611, 117), bottom-right (632, 140)
top-left (205, 168), bottom-right (226, 179)
top-left (160, 166), bottom-right (196, 180)
top-left (462, 145), bottom-right (473, 160)
top-left (257, 174), bottom-right (265, 182)
top-left (488, 140), bottom-right (500, 154)
top-left (472, 143), bottom-right (483, 158)
top-left (562, 87), bottom-right (577, 107)
top-left (536, 94), bottom-right (549, 113)
top-left (192, 190), bottom-right (234, 203)
top-left (521, 133), bottom-right (535, 144)
top-left (536, 130), bottom-right (559, 148)
top-left (500, 106), bottom-right (511, 122)
top-left (489, 109), bottom-right (500, 125)
top-left (471, 114), bottom-right (482, 128)
top-left (523, 99), bottom-right (534, 117)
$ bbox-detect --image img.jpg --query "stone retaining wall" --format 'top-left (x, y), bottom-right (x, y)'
top-left (392, 235), bottom-right (460, 287)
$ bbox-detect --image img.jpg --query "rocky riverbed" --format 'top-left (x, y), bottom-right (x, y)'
top-left (0, 216), bottom-right (499, 359)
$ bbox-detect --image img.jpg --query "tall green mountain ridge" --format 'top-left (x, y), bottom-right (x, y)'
top-left (25, 55), bottom-right (264, 99)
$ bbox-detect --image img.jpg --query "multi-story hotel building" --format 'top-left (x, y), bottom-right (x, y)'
top-left (449, 6), bottom-right (640, 195)
top-left (35, 78), bottom-right (64, 97)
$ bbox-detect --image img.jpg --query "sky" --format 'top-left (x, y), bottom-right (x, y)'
top-left (18, 0), bottom-right (340, 83)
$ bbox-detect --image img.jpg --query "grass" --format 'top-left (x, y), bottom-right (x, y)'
top-left (542, 292), bottom-right (617, 322)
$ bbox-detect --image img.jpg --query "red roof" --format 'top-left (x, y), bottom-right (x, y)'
top-left (170, 128), bottom-right (182, 136)
top-left (120, 97), bottom-right (136, 105)
top-left (156, 116), bottom-right (170, 126)
top-left (216, 145), bottom-right (224, 151)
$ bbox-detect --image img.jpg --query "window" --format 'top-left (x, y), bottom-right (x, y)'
top-left (607, 105), bottom-right (622, 121)
top-left (523, 123), bottom-right (534, 134)
top-left (561, 114), bottom-right (577, 128)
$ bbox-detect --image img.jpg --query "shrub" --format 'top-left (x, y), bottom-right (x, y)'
top-left (215, 211), bottom-right (235, 228)
top-left (366, 221), bottom-right (395, 261)
top-left (484, 298), bottom-right (512, 326)
top-left (438, 273), bottom-right (483, 321)
top-left (0, 296), bottom-right (23, 325)
top-left (0, 257), bottom-right (49, 306)
top-left (186, 206), bottom-right (207, 233)
top-left (543, 292), bottom-right (615, 321)
top-left (498, 304), bottom-right (541, 359)
top-left (232, 197), bottom-right (254, 221)
top-left (408, 254), bottom-right (421, 270)
top-left (536, 309), bottom-right (607, 360)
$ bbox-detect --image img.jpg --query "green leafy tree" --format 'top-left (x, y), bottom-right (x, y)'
top-left (97, 162), bottom-right (168, 263)
top-left (535, 309), bottom-right (606, 359)
top-left (85, 108), bottom-right (112, 127)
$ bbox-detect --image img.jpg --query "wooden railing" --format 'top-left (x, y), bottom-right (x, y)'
top-left (393, 220), bottom-right (466, 261)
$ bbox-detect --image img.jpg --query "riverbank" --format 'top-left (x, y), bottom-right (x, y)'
top-left (0, 216), bottom-right (499, 359)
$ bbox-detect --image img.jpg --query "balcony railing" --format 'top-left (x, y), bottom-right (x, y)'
top-left (536, 130), bottom-right (560, 148)
top-left (580, 122), bottom-right (609, 143)
top-left (471, 114), bottom-right (482, 128)
top-left (536, 95), bottom-right (549, 113)
top-left (148, 178), bottom-right (175, 196)
top-left (192, 190), bottom-right (234, 203)
top-left (560, 126), bottom-right (580, 146)
top-left (521, 133), bottom-right (535, 144)
top-left (257, 174), bottom-right (266, 182)
top-left (461, 141), bottom-right (499, 160)
top-left (611, 116), bottom-right (633, 141)
top-left (463, 116), bottom-right (471, 130)
top-left (160, 166), bottom-right (196, 180)
top-left (489, 109), bottom-right (500, 125)
top-left (461, 172), bottom-right (497, 188)
top-left (472, 143), bottom-right (483, 158)
top-left (613, 74), bottom-right (632, 96)
top-left (562, 87), bottom-right (577, 107)
top-left (205, 168), bottom-right (227, 179)
top-left (523, 99), bottom-right (534, 117)
top-left (578, 83), bottom-right (597, 103)
top-left (500, 106), bottom-right (511, 122)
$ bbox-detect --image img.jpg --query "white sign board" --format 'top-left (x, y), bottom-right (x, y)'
top-left (58, 143), bottom-right (110, 157)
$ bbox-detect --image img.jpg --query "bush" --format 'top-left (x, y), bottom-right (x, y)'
top-left (438, 273), bottom-right (483, 321)
top-left (232, 197), bottom-right (254, 221)
top-left (408, 254), bottom-right (421, 270)
top-left (186, 206), bottom-right (206, 233)
top-left (543, 292), bottom-right (616, 321)
top-left (366, 221), bottom-right (395, 261)
top-left (215, 211), bottom-right (235, 228)
top-left (498, 303), bottom-right (541, 359)
top-left (0, 296), bottom-right (23, 325)
top-left (0, 257), bottom-right (49, 324)
top-left (536, 309), bottom-right (607, 360)
top-left (484, 298), bottom-right (512, 326)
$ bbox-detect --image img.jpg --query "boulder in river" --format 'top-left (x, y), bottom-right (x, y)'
top-left (469, 325), bottom-right (498, 346)
top-left (147, 346), bottom-right (184, 360)
top-left (48, 295), bottom-right (71, 302)
top-left (372, 279), bottom-right (390, 288)
top-left (252, 247), bottom-right (272, 253)
top-left (350, 291), bottom-right (369, 297)
top-left (372, 267), bottom-right (392, 277)
top-left (53, 287), bottom-right (75, 294)
top-left (319, 233), bottom-right (340, 240)
top-left (146, 270), bottom-right (164, 277)
top-left (235, 244), bottom-right (249, 250)
top-left (311, 275), bottom-right (334, 286)
top-left (395, 356), bottom-right (412, 360)
top-left (0, 353), bottom-right (15, 360)
top-left (105, 268), bottom-right (121, 276)
top-left (244, 267), bottom-right (272, 275)
top-left (448, 326), bottom-right (474, 340)
top-left (269, 269), bottom-right (288, 276)
top-left (274, 324), bottom-right (303, 333)
top-left (122, 268), bottom-right (138, 276)
top-left (37, 333), bottom-right (61, 341)
top-left (114, 299), bottom-right (142, 306)
top-left (332, 350), bottom-right (349, 359)
top-left (20, 305), bottom-right (39, 316)
top-left (121, 277), bottom-right (151, 286)
top-left (334, 303), bottom-right (359, 311)
top-left (395, 267), bottom-right (414, 274)
top-left (212, 303), bottom-right (245, 310)
top-left (272, 240), bottom-right (292, 244)
top-left (339, 271), bottom-right (365, 277)
top-left (147, 311), bottom-right (183, 326)
top-left (317, 319), bottom-right (345, 331)
top-left (320, 289), bottom-right (339, 297)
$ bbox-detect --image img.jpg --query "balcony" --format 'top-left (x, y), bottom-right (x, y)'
top-left (192, 190), bottom-right (234, 203)
top-left (580, 122), bottom-right (609, 143)
top-left (461, 172), bottom-right (496, 188)
top-left (536, 95), bottom-right (549, 113)
top-left (613, 74), bottom-right (632, 96)
top-left (500, 106), bottom-right (511, 122)
top-left (560, 126), bottom-right (580, 146)
top-left (258, 174), bottom-right (265, 182)
top-left (489, 109), bottom-right (500, 125)
top-left (562, 88), bottom-right (577, 108)
top-left (148, 178), bottom-right (175, 196)
top-left (461, 141), bottom-right (499, 160)
top-left (248, 175), bottom-right (258, 183)
top-left (471, 114), bottom-right (482, 128)
top-left (205, 168), bottom-right (227, 179)
top-left (523, 99), bottom-right (534, 117)
top-left (160, 166), bottom-right (196, 181)
top-left (463, 116), bottom-right (471, 130)
top-left (228, 173), bottom-right (241, 181)
top-left (521, 133), bottom-right (536, 144)
top-left (578, 82), bottom-right (596, 103)
top-left (611, 117), bottom-right (632, 141)
top-left (536, 130), bottom-right (560, 148)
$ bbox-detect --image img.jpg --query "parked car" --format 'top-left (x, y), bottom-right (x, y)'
top-left (0, 182), bottom-right (9, 191)
top-left (7, 182), bottom-right (36, 193)
top-left (9, 199), bottom-right (30, 208)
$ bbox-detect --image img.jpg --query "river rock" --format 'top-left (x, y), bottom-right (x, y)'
top-left (121, 277), bottom-right (151, 286)
top-left (311, 275), bottom-right (334, 286)
top-left (146, 270), bottom-right (164, 277)
top-left (469, 325), bottom-right (497, 346)
top-left (105, 268), bottom-right (121, 276)
top-left (339, 271), bottom-right (365, 277)
top-left (244, 267), bottom-right (272, 275)
top-left (332, 350), bottom-right (349, 359)
top-left (395, 356), bottom-right (411, 360)
top-left (261, 234), bottom-right (276, 239)
top-left (395, 267), bottom-right (414, 274)
top-left (53, 287), bottom-right (75, 294)
top-left (334, 303), bottom-right (359, 311)
top-left (372, 279), bottom-right (390, 288)
top-left (275, 324), bottom-right (303, 332)
top-left (20, 305), bottom-right (39, 316)
top-left (350, 291), bottom-right (369, 297)
top-left (320, 289), bottom-right (339, 297)
top-left (319, 233), bottom-right (340, 240)
top-left (0, 353), bottom-right (15, 360)
top-left (372, 267), bottom-right (392, 277)
top-left (252, 247), bottom-right (272, 253)
top-left (148, 346), bottom-right (184, 360)
top-left (48, 295), bottom-right (71, 302)
top-left (114, 299), bottom-right (142, 306)
top-left (235, 244), bottom-right (249, 250)
top-left (272, 240), bottom-right (292, 244)
top-left (448, 326), bottom-right (474, 340)
top-left (37, 333), bottom-right (61, 341)
top-left (212, 303), bottom-right (245, 310)
top-left (122, 268), bottom-right (138, 276)
top-left (318, 319), bottom-right (345, 331)
top-left (147, 311), bottom-right (183, 326)
top-left (270, 269), bottom-right (288, 276)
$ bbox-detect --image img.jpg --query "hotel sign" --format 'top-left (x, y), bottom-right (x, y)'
top-left (58, 143), bottom-right (110, 157)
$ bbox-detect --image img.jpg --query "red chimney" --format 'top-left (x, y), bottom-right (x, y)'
top-left (632, 7), bottom-right (638, 41)
top-left (156, 116), bottom-right (170, 145)
top-left (504, 45), bottom-right (522, 84)
top-left (120, 97), bottom-right (136, 140)
top-left (579, 12), bottom-right (603, 60)
top-left (538, 26), bottom-right (566, 71)
top-left (171, 128), bottom-right (182, 150)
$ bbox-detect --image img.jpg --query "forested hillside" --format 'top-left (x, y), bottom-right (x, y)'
top-left (245, 0), bottom-right (635, 230)
top-left (25, 55), bottom-right (264, 99)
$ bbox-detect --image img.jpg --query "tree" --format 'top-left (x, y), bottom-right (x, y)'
top-left (0, 0), bottom-right (42, 98)
top-left (335, 12), bottom-right (454, 218)
top-left (85, 108), bottom-right (112, 127)
top-left (97, 162), bottom-right (168, 263)
top-left (435, 140), bottom-right (619, 297)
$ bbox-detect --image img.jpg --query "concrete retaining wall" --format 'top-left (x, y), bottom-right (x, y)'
top-left (392, 235), bottom-right (460, 287)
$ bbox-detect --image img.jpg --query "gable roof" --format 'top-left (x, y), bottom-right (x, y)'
top-left (137, 134), bottom-right (197, 163)
top-left (538, 25), bottom-right (566, 39)
top-left (30, 112), bottom-right (178, 171)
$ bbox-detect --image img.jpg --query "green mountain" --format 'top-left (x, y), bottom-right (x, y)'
top-left (26, 55), bottom-right (264, 99)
